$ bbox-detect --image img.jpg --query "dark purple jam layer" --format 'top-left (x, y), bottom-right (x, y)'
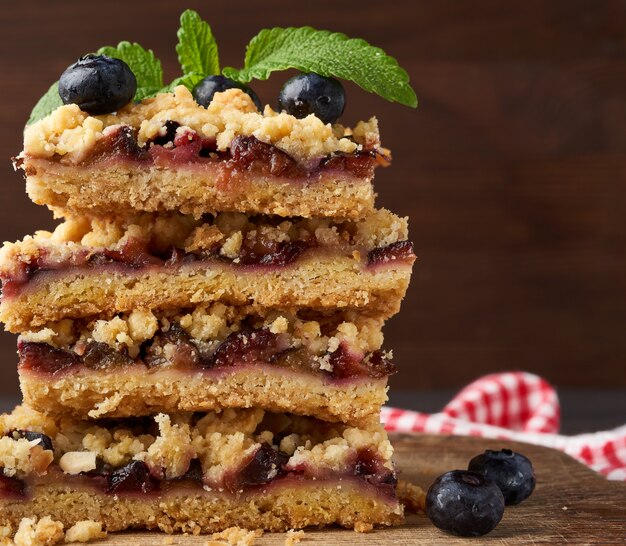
top-left (18, 326), bottom-right (396, 381)
top-left (367, 240), bottom-right (415, 266)
top-left (1, 443), bottom-right (396, 500)
top-left (71, 123), bottom-right (383, 179)
top-left (0, 239), bottom-right (414, 298)
top-left (0, 473), bottom-right (25, 500)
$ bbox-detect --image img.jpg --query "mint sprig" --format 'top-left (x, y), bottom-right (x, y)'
top-left (159, 72), bottom-right (205, 95)
top-left (177, 9), bottom-right (220, 77)
top-left (27, 11), bottom-right (417, 125)
top-left (223, 27), bottom-right (417, 108)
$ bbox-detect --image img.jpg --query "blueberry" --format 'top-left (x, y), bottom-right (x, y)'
top-left (224, 443), bottom-right (289, 492)
top-left (278, 73), bottom-right (345, 124)
top-left (468, 448), bottom-right (536, 505)
top-left (426, 470), bottom-right (505, 537)
top-left (106, 460), bottom-right (159, 494)
top-left (59, 54), bottom-right (137, 115)
top-left (8, 430), bottom-right (53, 451)
top-left (193, 75), bottom-right (262, 110)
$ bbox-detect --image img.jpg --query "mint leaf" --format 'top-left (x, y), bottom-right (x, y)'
top-left (27, 82), bottom-right (63, 125)
top-left (160, 72), bottom-right (206, 95)
top-left (134, 87), bottom-right (163, 101)
top-left (98, 41), bottom-right (163, 91)
top-left (177, 9), bottom-right (219, 76)
top-left (223, 27), bottom-right (417, 108)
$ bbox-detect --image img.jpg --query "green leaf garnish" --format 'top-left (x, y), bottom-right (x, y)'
top-left (27, 82), bottom-right (63, 125)
top-left (159, 73), bottom-right (206, 95)
top-left (223, 27), bottom-right (417, 107)
top-left (176, 9), bottom-right (219, 76)
top-left (98, 41), bottom-right (163, 92)
top-left (27, 15), bottom-right (417, 125)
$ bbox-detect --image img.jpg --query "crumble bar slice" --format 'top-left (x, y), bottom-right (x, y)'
top-left (0, 406), bottom-right (403, 534)
top-left (0, 209), bottom-right (415, 332)
top-left (18, 306), bottom-right (394, 426)
top-left (17, 87), bottom-right (388, 220)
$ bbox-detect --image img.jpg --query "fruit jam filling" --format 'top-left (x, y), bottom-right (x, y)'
top-left (18, 305), bottom-right (396, 381)
top-left (0, 408), bottom-right (397, 500)
top-left (82, 123), bottom-right (383, 180)
top-left (0, 210), bottom-right (413, 296)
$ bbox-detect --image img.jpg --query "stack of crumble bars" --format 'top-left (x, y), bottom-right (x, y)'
top-left (0, 86), bottom-right (415, 534)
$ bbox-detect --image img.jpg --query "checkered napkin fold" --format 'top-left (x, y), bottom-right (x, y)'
top-left (382, 372), bottom-right (626, 480)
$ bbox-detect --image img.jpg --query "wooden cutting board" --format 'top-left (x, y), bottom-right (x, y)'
top-left (101, 433), bottom-right (626, 545)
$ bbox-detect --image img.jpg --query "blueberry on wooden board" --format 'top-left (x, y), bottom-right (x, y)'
top-left (426, 470), bottom-right (505, 537)
top-left (469, 448), bottom-right (536, 505)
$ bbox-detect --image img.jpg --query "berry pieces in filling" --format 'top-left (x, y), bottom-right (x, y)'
top-left (0, 209), bottom-right (412, 296)
top-left (18, 306), bottom-right (395, 381)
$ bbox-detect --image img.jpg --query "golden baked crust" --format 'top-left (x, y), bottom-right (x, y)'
top-left (23, 159), bottom-right (376, 220)
top-left (0, 481), bottom-right (403, 534)
top-left (0, 252), bottom-right (413, 332)
top-left (19, 366), bottom-right (388, 425)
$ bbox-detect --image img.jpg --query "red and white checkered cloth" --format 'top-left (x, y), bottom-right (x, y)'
top-left (382, 372), bottom-right (626, 480)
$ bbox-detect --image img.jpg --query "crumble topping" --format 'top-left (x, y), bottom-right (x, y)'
top-left (0, 437), bottom-right (53, 477)
top-left (19, 305), bottom-right (385, 363)
top-left (0, 208), bottom-right (408, 282)
top-left (24, 86), bottom-right (381, 164)
top-left (0, 407), bottom-right (392, 484)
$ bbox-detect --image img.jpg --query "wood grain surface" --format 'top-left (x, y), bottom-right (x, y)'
top-left (1, 1), bottom-right (626, 395)
top-left (98, 433), bottom-right (626, 545)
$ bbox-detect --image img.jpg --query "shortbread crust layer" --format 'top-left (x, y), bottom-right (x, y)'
top-left (1, 252), bottom-right (413, 332)
top-left (19, 366), bottom-right (388, 425)
top-left (23, 154), bottom-right (377, 220)
top-left (1, 479), bottom-right (402, 534)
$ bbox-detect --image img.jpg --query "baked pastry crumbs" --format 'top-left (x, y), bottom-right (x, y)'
top-left (64, 521), bottom-right (106, 543)
top-left (13, 517), bottom-right (64, 546)
top-left (210, 527), bottom-right (263, 545)
top-left (284, 529), bottom-right (305, 545)
top-left (397, 480), bottom-right (427, 513)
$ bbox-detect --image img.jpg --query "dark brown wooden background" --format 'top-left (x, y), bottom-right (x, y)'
top-left (0, 0), bottom-right (625, 399)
